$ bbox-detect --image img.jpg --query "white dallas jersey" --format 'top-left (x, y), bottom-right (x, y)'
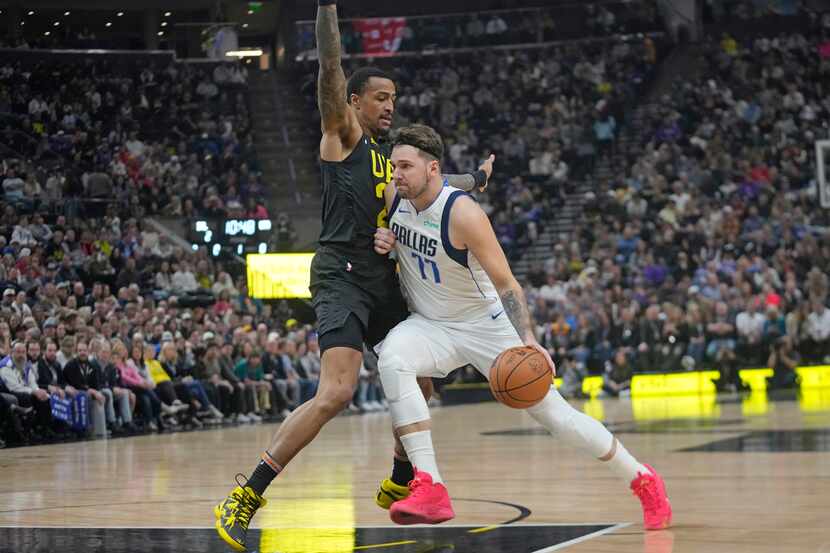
top-left (389, 185), bottom-right (503, 322)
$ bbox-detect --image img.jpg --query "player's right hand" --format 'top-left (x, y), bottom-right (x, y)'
top-left (374, 227), bottom-right (396, 255)
top-left (528, 341), bottom-right (556, 377)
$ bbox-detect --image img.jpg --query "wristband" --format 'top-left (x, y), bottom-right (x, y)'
top-left (318, 0), bottom-right (337, 5)
top-left (472, 169), bottom-right (487, 188)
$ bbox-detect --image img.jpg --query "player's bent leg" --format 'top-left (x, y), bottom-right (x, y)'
top-left (215, 346), bottom-right (362, 551)
top-left (376, 322), bottom-right (455, 524)
top-left (380, 376), bottom-right (434, 510)
top-left (265, 346), bottom-right (363, 466)
top-left (525, 389), bottom-right (671, 529)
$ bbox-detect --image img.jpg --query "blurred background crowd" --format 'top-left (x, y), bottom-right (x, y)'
top-left (1, 0), bottom-right (829, 448)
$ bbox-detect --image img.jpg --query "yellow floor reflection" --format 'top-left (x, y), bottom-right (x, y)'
top-left (257, 466), bottom-right (356, 553)
top-left (632, 394), bottom-right (720, 421)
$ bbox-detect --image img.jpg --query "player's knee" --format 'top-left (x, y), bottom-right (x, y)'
top-left (378, 354), bottom-right (417, 402)
top-left (315, 384), bottom-right (355, 418)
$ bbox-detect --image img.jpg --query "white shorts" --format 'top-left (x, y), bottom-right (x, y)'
top-left (377, 312), bottom-right (523, 379)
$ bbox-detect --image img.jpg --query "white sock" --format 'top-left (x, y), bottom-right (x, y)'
top-left (602, 438), bottom-right (650, 483)
top-left (399, 430), bottom-right (443, 484)
top-left (526, 389), bottom-right (647, 483)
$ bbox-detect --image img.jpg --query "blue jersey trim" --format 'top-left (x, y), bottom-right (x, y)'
top-left (389, 192), bottom-right (402, 220)
top-left (467, 267), bottom-right (487, 298)
top-left (441, 190), bottom-right (469, 268)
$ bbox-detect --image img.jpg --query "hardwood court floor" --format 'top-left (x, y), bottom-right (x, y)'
top-left (1, 393), bottom-right (830, 553)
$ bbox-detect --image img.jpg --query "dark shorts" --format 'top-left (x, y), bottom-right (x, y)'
top-left (310, 245), bottom-right (409, 353)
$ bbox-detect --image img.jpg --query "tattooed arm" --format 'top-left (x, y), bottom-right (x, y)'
top-left (450, 195), bottom-right (534, 343)
top-left (316, 3), bottom-right (361, 160)
top-left (451, 195), bottom-right (556, 372)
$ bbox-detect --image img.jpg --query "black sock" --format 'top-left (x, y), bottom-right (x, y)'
top-left (391, 456), bottom-right (414, 486)
top-left (247, 454), bottom-right (281, 496)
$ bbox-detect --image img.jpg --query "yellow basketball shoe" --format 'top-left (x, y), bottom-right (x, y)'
top-left (214, 474), bottom-right (267, 552)
top-left (375, 477), bottom-right (411, 509)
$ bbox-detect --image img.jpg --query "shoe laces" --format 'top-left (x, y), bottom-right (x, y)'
top-left (407, 475), bottom-right (432, 500)
top-left (634, 474), bottom-right (660, 511)
top-left (227, 473), bottom-right (262, 529)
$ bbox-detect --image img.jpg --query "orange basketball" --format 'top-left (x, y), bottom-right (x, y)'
top-left (489, 345), bottom-right (552, 409)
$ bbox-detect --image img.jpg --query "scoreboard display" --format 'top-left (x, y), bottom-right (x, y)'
top-left (191, 219), bottom-right (273, 256)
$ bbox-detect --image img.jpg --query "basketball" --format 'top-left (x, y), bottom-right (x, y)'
top-left (489, 346), bottom-right (553, 409)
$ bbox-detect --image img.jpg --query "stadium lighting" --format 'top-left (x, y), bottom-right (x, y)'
top-left (242, 23), bottom-right (249, 28)
top-left (157, 31), bottom-right (164, 36)
top-left (237, 244), bottom-right (244, 255)
top-left (27, 10), bottom-right (34, 16)
top-left (247, 9), bottom-right (254, 15)
top-left (212, 244), bottom-right (221, 256)
top-left (53, 21), bottom-right (60, 26)
top-left (105, 22), bottom-right (112, 27)
top-left (164, 11), bottom-right (172, 17)
top-left (44, 31), bottom-right (50, 36)
top-left (64, 11), bottom-right (71, 16)
top-left (204, 231), bottom-right (213, 243)
top-left (191, 244), bottom-right (199, 252)
top-left (161, 21), bottom-right (168, 27)
top-left (117, 11), bottom-right (124, 17)
top-left (258, 243), bottom-right (267, 254)
top-left (225, 49), bottom-right (263, 58)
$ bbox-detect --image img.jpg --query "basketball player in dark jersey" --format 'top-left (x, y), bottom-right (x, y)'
top-left (214, 2), bottom-right (492, 550)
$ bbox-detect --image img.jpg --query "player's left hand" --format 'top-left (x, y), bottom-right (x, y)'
top-left (374, 227), bottom-right (396, 255)
top-left (528, 341), bottom-right (556, 377)
top-left (477, 154), bottom-right (495, 192)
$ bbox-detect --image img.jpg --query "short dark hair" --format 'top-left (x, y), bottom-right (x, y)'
top-left (391, 124), bottom-right (444, 162)
top-left (346, 66), bottom-right (394, 101)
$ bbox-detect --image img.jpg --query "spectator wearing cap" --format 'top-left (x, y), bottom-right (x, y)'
top-left (1, 288), bottom-right (15, 311)
top-left (62, 340), bottom-right (108, 438)
top-left (0, 341), bottom-right (55, 439)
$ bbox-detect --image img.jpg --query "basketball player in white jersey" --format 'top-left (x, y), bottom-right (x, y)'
top-left (371, 124), bottom-right (672, 530)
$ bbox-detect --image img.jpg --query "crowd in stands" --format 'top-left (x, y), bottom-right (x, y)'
top-left (299, 34), bottom-right (660, 260)
top-left (0, 54), bottom-right (270, 221)
top-left (523, 27), bottom-right (830, 397)
top-left (0, 202), bottom-right (388, 448)
top-left (4, 8), bottom-right (830, 451)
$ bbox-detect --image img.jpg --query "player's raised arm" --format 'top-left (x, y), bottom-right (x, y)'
top-left (443, 154), bottom-right (495, 193)
top-left (316, 1), bottom-right (360, 158)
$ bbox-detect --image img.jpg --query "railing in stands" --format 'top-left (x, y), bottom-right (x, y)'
top-left (294, 1), bottom-right (662, 60)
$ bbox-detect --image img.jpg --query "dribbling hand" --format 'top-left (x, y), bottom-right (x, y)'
top-left (528, 341), bottom-right (556, 377)
top-left (374, 227), bottom-right (396, 255)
